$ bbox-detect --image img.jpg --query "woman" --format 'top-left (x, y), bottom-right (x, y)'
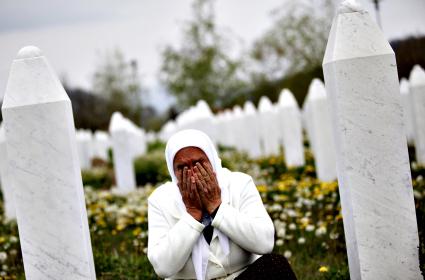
top-left (147, 129), bottom-right (297, 280)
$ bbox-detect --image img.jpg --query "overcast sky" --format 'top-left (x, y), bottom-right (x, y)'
top-left (0, 0), bottom-right (424, 111)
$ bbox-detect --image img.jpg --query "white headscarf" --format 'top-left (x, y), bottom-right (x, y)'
top-left (165, 129), bottom-right (230, 280)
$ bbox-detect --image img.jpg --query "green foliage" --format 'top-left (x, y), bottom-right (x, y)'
top-left (249, 0), bottom-right (334, 80)
top-left (146, 140), bottom-right (166, 153)
top-left (0, 218), bottom-right (22, 278)
top-left (160, 0), bottom-right (245, 110)
top-left (82, 167), bottom-right (114, 190)
top-left (134, 151), bottom-right (170, 186)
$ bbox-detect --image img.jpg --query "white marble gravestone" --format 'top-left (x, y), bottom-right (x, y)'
top-left (258, 96), bottom-right (280, 156)
top-left (93, 130), bottom-right (111, 160)
top-left (160, 120), bottom-right (177, 142)
top-left (192, 100), bottom-right (216, 143)
top-left (276, 89), bottom-right (305, 167)
top-left (400, 78), bottom-right (415, 145)
top-left (305, 79), bottom-right (337, 181)
top-left (229, 106), bottom-right (245, 150)
top-left (323, 2), bottom-right (421, 279)
top-left (109, 112), bottom-right (145, 193)
top-left (242, 101), bottom-right (262, 158)
top-left (0, 125), bottom-right (16, 220)
top-left (76, 129), bottom-right (93, 169)
top-left (409, 65), bottom-right (425, 165)
top-left (2, 46), bottom-right (96, 279)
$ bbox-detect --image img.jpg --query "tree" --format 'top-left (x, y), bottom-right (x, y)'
top-left (92, 48), bottom-right (143, 118)
top-left (247, 0), bottom-right (335, 83)
top-left (160, 0), bottom-right (245, 110)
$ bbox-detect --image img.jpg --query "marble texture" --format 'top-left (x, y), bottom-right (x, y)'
top-left (258, 96), bottom-right (280, 156)
top-left (409, 65), bottom-right (425, 165)
top-left (276, 89), bottom-right (305, 167)
top-left (2, 46), bottom-right (96, 279)
top-left (400, 79), bottom-right (415, 144)
top-left (0, 125), bottom-right (16, 220)
top-left (304, 79), bottom-right (337, 182)
top-left (323, 7), bottom-right (421, 280)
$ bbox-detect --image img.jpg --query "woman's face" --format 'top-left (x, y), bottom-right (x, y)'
top-left (173, 146), bottom-right (213, 183)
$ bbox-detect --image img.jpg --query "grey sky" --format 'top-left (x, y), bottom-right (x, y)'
top-left (0, 0), bottom-right (424, 111)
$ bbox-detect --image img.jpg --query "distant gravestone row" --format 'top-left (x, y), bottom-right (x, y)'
top-left (159, 80), bottom-right (334, 181)
top-left (0, 0), bottom-right (422, 279)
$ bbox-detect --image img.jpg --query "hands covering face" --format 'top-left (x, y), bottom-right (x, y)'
top-left (177, 161), bottom-right (221, 221)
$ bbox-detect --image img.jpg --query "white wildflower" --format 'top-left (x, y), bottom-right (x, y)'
top-left (315, 226), bottom-right (327, 237)
top-left (284, 250), bottom-right (292, 259)
top-left (276, 239), bottom-right (284, 246)
top-left (306, 224), bottom-right (315, 232)
top-left (0, 252), bottom-right (7, 263)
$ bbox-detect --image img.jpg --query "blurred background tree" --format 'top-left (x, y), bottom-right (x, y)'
top-left (242, 0), bottom-right (335, 106)
top-left (92, 49), bottom-right (143, 120)
top-left (160, 0), bottom-right (336, 111)
top-left (160, 0), bottom-right (246, 111)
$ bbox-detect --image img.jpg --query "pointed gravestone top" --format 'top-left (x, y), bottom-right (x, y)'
top-left (400, 78), bottom-right (409, 95)
top-left (94, 131), bottom-right (109, 141)
top-left (109, 112), bottom-right (125, 132)
top-left (323, 1), bottom-right (393, 65)
top-left (16, 45), bottom-right (43, 59)
top-left (233, 105), bottom-right (243, 115)
top-left (258, 96), bottom-right (273, 112)
top-left (163, 121), bottom-right (176, 132)
top-left (196, 100), bottom-right (213, 117)
top-left (3, 46), bottom-right (69, 109)
top-left (278, 89), bottom-right (298, 107)
top-left (409, 65), bottom-right (425, 87)
top-left (308, 79), bottom-right (327, 100)
top-left (337, 0), bottom-right (365, 14)
top-left (243, 101), bottom-right (256, 115)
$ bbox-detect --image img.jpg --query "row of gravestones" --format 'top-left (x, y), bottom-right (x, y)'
top-left (159, 64), bottom-right (425, 185)
top-left (0, 1), bottom-right (422, 279)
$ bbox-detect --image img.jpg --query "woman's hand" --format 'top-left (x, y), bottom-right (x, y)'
top-left (177, 167), bottom-right (203, 221)
top-left (194, 162), bottom-right (221, 214)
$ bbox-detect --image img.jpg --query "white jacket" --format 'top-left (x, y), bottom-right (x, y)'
top-left (147, 169), bottom-right (275, 279)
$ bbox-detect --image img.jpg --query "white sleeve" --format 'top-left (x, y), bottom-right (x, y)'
top-left (147, 196), bottom-right (205, 278)
top-left (211, 176), bottom-right (274, 255)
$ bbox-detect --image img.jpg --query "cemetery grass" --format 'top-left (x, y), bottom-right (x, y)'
top-left (1, 148), bottom-right (424, 279)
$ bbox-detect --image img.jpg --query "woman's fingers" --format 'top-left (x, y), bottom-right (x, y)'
top-left (182, 167), bottom-right (187, 190)
top-left (196, 162), bottom-right (211, 182)
top-left (194, 166), bottom-right (209, 193)
top-left (186, 169), bottom-right (193, 194)
top-left (191, 175), bottom-right (202, 205)
top-left (201, 162), bottom-right (219, 186)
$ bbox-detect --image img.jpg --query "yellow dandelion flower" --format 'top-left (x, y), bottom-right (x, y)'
top-left (319, 266), bottom-right (329, 273)
top-left (257, 185), bottom-right (267, 193)
top-left (135, 216), bottom-right (145, 224)
top-left (132, 227), bottom-right (142, 236)
top-left (116, 223), bottom-right (126, 231)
